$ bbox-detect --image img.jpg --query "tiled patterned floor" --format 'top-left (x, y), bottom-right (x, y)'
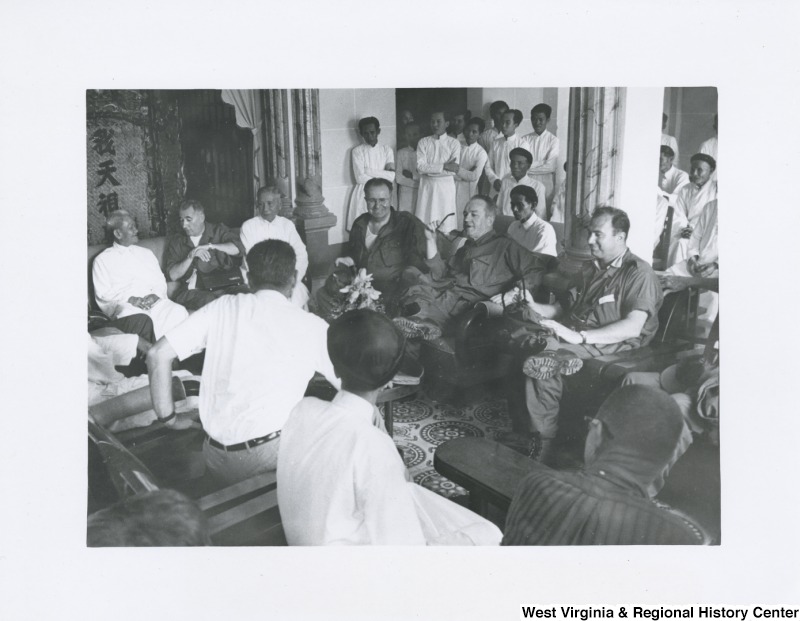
top-left (387, 385), bottom-right (513, 499)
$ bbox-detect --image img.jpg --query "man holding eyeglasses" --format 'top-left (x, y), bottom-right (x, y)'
top-left (240, 185), bottom-right (310, 307)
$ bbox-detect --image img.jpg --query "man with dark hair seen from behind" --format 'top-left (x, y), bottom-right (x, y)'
top-left (497, 207), bottom-right (662, 464)
top-left (165, 199), bottom-right (247, 310)
top-left (502, 385), bottom-right (708, 545)
top-left (147, 240), bottom-right (339, 485)
top-left (278, 309), bottom-right (502, 545)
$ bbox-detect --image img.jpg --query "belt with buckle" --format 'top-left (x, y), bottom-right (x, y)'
top-left (205, 430), bottom-right (281, 452)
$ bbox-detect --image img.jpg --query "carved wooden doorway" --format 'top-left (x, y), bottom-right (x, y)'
top-left (177, 89), bottom-right (254, 228)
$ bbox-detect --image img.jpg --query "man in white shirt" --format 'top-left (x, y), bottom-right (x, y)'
top-left (658, 145), bottom-right (689, 207)
top-left (661, 113), bottom-right (679, 164)
top-left (240, 185), bottom-right (310, 307)
top-left (346, 116), bottom-right (395, 231)
top-left (669, 154), bottom-right (717, 267)
top-left (455, 117), bottom-right (488, 228)
top-left (92, 210), bottom-right (189, 340)
top-left (147, 239), bottom-right (339, 485)
top-left (415, 110), bottom-right (461, 233)
top-left (699, 114), bottom-right (718, 181)
top-left (666, 198), bottom-right (718, 279)
top-left (278, 309), bottom-right (502, 545)
top-left (497, 147), bottom-right (547, 218)
top-left (506, 185), bottom-right (557, 257)
top-left (395, 122), bottom-right (421, 213)
top-left (448, 107), bottom-right (471, 146)
top-left (478, 100), bottom-right (508, 153)
top-left (485, 109), bottom-right (525, 197)
top-left (521, 103), bottom-right (560, 208)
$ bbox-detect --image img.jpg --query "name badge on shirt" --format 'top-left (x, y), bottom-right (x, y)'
top-left (599, 294), bottom-right (616, 305)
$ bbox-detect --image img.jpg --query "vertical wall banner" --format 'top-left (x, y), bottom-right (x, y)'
top-left (86, 90), bottom-right (184, 244)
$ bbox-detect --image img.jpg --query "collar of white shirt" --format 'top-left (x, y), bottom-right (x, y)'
top-left (522, 211), bottom-right (540, 231)
top-left (331, 390), bottom-right (374, 422)
top-left (112, 242), bottom-right (134, 253)
top-left (253, 288), bottom-right (292, 306)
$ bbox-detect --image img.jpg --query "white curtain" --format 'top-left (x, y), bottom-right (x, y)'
top-left (221, 90), bottom-right (265, 203)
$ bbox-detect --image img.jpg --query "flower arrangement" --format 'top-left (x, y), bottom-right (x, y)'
top-left (320, 266), bottom-right (385, 321)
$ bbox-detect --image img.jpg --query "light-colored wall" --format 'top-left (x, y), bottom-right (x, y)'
top-left (617, 87), bottom-right (665, 262)
top-left (319, 88), bottom-right (396, 245)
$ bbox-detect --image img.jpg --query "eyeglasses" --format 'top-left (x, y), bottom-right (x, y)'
top-left (365, 198), bottom-right (390, 206)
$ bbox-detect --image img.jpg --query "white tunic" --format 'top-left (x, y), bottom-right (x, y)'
top-left (700, 136), bottom-right (719, 181)
top-left (506, 212), bottom-right (557, 257)
top-left (478, 127), bottom-right (500, 154)
top-left (165, 289), bottom-right (339, 445)
top-left (346, 143), bottom-right (395, 231)
top-left (455, 142), bottom-right (488, 228)
top-left (92, 243), bottom-right (189, 339)
top-left (661, 133), bottom-right (679, 163)
top-left (416, 133), bottom-right (460, 232)
top-left (240, 215), bottom-right (310, 308)
top-left (522, 129), bottom-right (559, 202)
top-left (658, 165), bottom-right (690, 207)
top-left (667, 199), bottom-right (718, 277)
top-left (278, 391), bottom-right (502, 546)
top-left (484, 133), bottom-right (525, 187)
top-left (395, 146), bottom-right (419, 213)
top-left (240, 215), bottom-right (309, 279)
top-left (669, 181), bottom-right (718, 266)
top-left (497, 174), bottom-right (548, 219)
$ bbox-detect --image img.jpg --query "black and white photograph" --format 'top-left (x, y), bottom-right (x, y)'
top-left (2, 1), bottom-right (798, 619)
top-left (85, 86), bottom-right (719, 548)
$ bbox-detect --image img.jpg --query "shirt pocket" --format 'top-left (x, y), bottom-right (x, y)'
top-left (378, 238), bottom-right (404, 268)
top-left (469, 256), bottom-right (504, 289)
top-left (590, 288), bottom-right (622, 327)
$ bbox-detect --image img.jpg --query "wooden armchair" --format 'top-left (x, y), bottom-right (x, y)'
top-left (88, 421), bottom-right (287, 546)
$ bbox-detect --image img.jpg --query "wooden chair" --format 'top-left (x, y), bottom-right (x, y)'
top-left (88, 421), bottom-right (287, 546)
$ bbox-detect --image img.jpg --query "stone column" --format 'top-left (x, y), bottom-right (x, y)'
top-left (561, 87), bottom-right (626, 274)
top-left (262, 89), bottom-right (294, 217)
top-left (291, 89), bottom-right (337, 282)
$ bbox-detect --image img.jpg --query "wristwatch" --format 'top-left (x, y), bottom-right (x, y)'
top-left (579, 331), bottom-right (589, 344)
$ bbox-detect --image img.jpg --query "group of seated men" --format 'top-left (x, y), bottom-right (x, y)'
top-left (88, 108), bottom-right (719, 546)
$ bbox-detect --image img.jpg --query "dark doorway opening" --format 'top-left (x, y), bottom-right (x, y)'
top-left (396, 88), bottom-right (468, 146)
top-left (176, 90), bottom-right (254, 228)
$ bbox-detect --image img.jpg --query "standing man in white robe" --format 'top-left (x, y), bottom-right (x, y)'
top-left (448, 107), bottom-right (470, 146)
top-left (661, 113), bottom-right (679, 164)
top-left (454, 117), bottom-right (488, 229)
top-left (484, 109), bottom-right (525, 198)
top-left (93, 210), bottom-right (189, 340)
top-left (240, 185), bottom-right (310, 308)
top-left (658, 145), bottom-right (690, 207)
top-left (522, 103), bottom-right (560, 210)
top-left (478, 100), bottom-right (508, 153)
top-left (395, 122), bottom-right (421, 213)
top-left (700, 114), bottom-right (718, 181)
top-left (346, 116), bottom-right (395, 231)
top-left (278, 309), bottom-right (502, 546)
top-left (669, 154), bottom-right (717, 267)
top-left (415, 110), bottom-right (460, 233)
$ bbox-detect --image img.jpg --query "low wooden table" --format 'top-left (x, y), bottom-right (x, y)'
top-left (433, 437), bottom-right (541, 517)
top-left (376, 384), bottom-right (419, 436)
